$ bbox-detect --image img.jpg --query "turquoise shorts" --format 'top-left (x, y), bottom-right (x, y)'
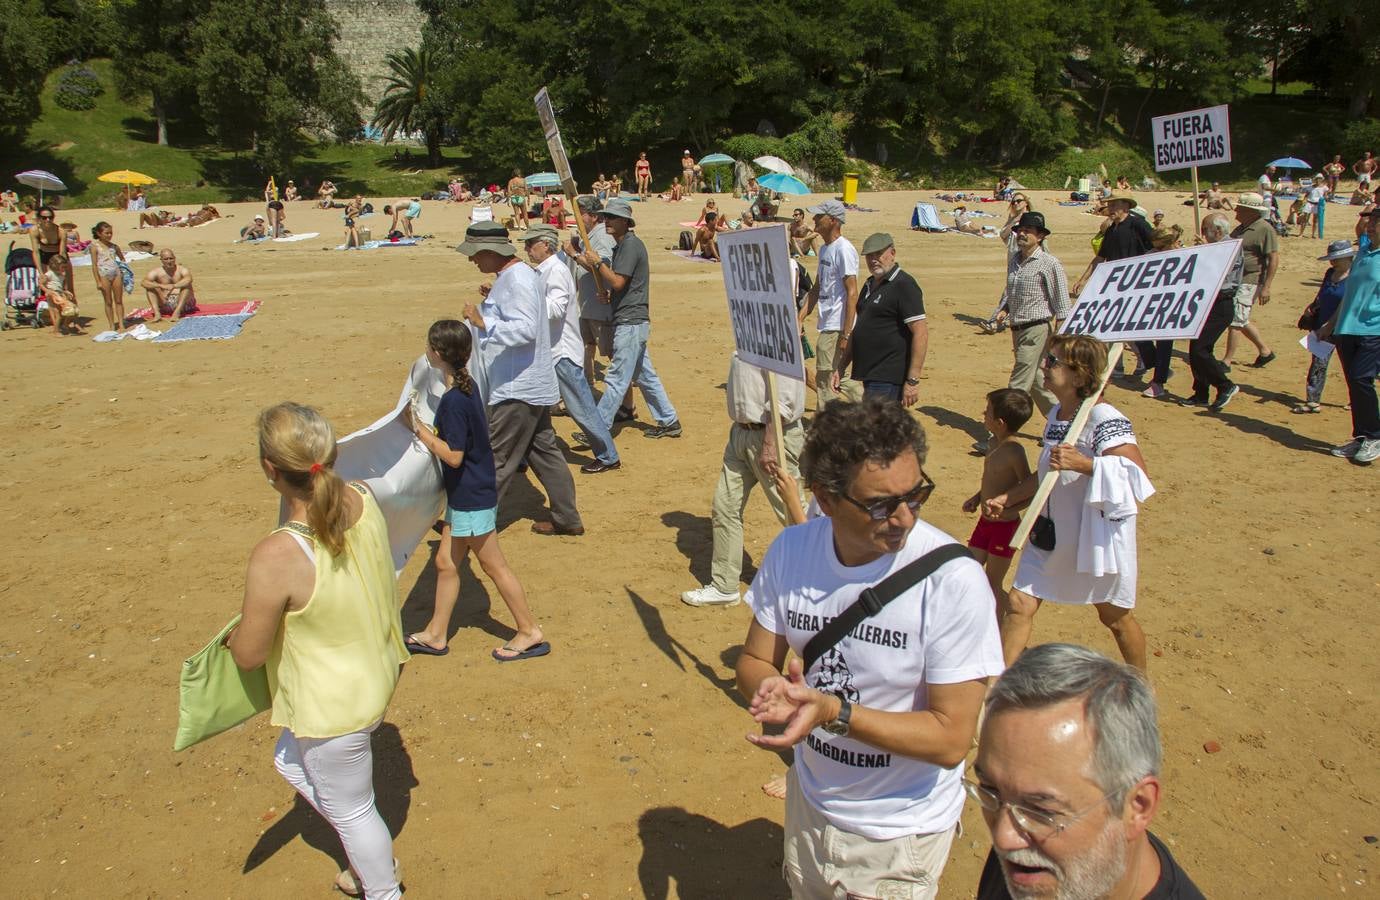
top-left (445, 505), bottom-right (497, 537)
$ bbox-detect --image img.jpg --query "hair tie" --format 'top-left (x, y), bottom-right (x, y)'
top-left (309, 463), bottom-right (323, 475)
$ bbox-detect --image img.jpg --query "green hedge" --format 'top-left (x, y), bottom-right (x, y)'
top-left (53, 64), bottom-right (104, 112)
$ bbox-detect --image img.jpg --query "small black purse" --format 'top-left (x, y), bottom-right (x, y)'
top-left (1030, 507), bottom-right (1056, 551)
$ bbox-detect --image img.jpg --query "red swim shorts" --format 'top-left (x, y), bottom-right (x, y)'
top-left (968, 517), bottom-right (1020, 559)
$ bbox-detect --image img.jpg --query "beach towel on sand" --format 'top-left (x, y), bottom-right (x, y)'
top-left (152, 312), bottom-right (256, 343)
top-left (271, 232), bottom-right (319, 243)
top-left (70, 250), bottom-right (154, 267)
top-left (129, 300), bottom-right (262, 320)
top-left (669, 249), bottom-right (719, 264)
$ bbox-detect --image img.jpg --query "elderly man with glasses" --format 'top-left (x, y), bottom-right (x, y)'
top-left (971, 643), bottom-right (1205, 899)
top-left (735, 397), bottom-right (1003, 900)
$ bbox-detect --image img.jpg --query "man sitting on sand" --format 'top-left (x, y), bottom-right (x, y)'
top-left (316, 180), bottom-right (338, 208)
top-left (789, 208), bottom-right (820, 256)
top-left (694, 212), bottom-right (722, 260)
top-left (284, 181), bottom-right (299, 202)
top-left (142, 249), bottom-right (199, 323)
top-left (1204, 182), bottom-right (1233, 210)
top-left (241, 214), bottom-right (268, 241)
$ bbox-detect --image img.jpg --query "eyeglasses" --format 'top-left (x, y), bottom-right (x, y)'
top-left (39, 214), bottom-right (53, 220)
top-left (1043, 353), bottom-right (1066, 369)
top-left (838, 472), bottom-right (935, 521)
top-left (964, 780), bottom-right (1118, 842)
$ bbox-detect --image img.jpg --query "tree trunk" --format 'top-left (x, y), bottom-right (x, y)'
top-left (1270, 38), bottom-right (1280, 97)
top-left (1132, 69), bottom-right (1159, 141)
top-left (426, 129), bottom-right (441, 168)
top-left (154, 93), bottom-right (168, 146)
top-left (1096, 80), bottom-right (1113, 136)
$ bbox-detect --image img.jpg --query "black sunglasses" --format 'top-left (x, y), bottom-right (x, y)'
top-left (839, 472), bottom-right (936, 521)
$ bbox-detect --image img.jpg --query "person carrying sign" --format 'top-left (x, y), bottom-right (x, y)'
top-left (1223, 193), bottom-right (1278, 370)
top-left (735, 398), bottom-right (1003, 900)
top-left (984, 335), bottom-right (1154, 671)
top-left (681, 353), bottom-right (806, 608)
top-left (1072, 191), bottom-right (1157, 385)
top-left (1178, 213), bottom-right (1242, 412)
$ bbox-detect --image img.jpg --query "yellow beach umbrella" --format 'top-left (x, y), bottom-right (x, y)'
top-left (98, 170), bottom-right (159, 205)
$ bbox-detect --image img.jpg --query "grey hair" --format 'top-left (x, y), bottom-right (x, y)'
top-left (986, 643), bottom-right (1161, 811)
top-left (1202, 212), bottom-right (1231, 239)
top-left (528, 233), bottom-right (559, 251)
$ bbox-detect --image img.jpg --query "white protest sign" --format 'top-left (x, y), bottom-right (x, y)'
top-left (1060, 240), bottom-right (1242, 342)
top-left (1152, 105), bottom-right (1231, 172)
top-left (534, 87), bottom-right (576, 195)
top-left (717, 225), bottom-right (804, 381)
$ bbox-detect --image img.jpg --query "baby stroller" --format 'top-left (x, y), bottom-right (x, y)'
top-left (4, 241), bottom-right (44, 329)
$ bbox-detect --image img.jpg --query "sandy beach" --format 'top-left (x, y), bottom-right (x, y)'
top-left (2, 189), bottom-right (1376, 898)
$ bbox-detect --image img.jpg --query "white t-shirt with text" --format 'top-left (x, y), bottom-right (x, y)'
top-left (815, 236), bottom-right (859, 333)
top-left (746, 517), bottom-right (1004, 839)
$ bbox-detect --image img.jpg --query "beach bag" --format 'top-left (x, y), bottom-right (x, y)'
top-left (1297, 304), bottom-right (1319, 332)
top-left (174, 614), bottom-right (271, 751)
top-left (677, 229), bottom-right (695, 251)
top-left (1070, 191), bottom-right (1089, 202)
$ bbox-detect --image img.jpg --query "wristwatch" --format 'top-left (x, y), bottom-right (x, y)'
top-left (822, 695), bottom-right (852, 736)
top-left (905, 377), bottom-right (920, 387)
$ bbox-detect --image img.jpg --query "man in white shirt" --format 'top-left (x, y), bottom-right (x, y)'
top-left (524, 224), bottom-right (620, 474)
top-left (681, 352), bottom-right (806, 607)
top-left (736, 398), bottom-right (1005, 899)
top-left (457, 221), bottom-right (584, 536)
top-left (799, 199), bottom-right (862, 407)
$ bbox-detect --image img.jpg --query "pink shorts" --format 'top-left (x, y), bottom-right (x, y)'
top-left (968, 517), bottom-right (1019, 559)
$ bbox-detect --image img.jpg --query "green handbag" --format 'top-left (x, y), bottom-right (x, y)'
top-left (174, 615), bottom-right (271, 751)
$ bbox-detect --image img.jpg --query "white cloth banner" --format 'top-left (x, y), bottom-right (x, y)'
top-left (331, 355), bottom-right (448, 573)
top-left (1060, 240), bottom-right (1242, 342)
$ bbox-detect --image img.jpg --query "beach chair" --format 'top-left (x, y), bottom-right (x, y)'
top-left (910, 202), bottom-right (945, 232)
top-left (3, 242), bottom-right (44, 329)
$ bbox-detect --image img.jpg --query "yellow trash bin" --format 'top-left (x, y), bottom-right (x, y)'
top-left (842, 172), bottom-right (860, 205)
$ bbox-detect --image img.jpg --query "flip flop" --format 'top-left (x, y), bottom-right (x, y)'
top-left (405, 635), bottom-right (449, 657)
top-left (492, 641), bottom-right (551, 662)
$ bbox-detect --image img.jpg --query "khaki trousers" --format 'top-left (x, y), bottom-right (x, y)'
top-left (816, 331), bottom-right (862, 408)
top-left (710, 421), bottom-right (804, 593)
top-left (783, 767), bottom-right (957, 900)
top-left (1009, 320), bottom-right (1057, 415)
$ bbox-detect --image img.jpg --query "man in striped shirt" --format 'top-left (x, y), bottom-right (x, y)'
top-left (1000, 211), bottom-right (1069, 417)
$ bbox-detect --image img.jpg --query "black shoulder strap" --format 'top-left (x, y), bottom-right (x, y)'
top-left (802, 544), bottom-right (973, 673)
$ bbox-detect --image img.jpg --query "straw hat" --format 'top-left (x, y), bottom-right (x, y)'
top-left (1236, 192), bottom-right (1272, 212)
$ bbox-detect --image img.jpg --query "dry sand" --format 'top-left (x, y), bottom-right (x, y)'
top-left (1, 190), bottom-right (1377, 898)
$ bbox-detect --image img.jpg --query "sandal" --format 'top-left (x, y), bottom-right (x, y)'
top-left (1291, 402), bottom-right (1321, 414)
top-left (335, 858), bottom-right (401, 897)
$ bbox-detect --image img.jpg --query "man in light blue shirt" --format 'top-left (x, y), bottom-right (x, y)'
top-left (458, 221), bottom-right (583, 534)
top-left (1326, 208), bottom-right (1380, 464)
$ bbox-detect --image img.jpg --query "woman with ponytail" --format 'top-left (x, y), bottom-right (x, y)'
top-left (226, 402), bottom-right (408, 899)
top-left (402, 319), bottom-right (549, 661)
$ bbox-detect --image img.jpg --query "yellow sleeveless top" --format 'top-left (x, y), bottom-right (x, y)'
top-left (267, 483), bottom-right (410, 738)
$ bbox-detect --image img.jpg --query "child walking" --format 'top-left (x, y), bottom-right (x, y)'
top-left (962, 389), bottom-right (1034, 598)
top-left (42, 255), bottom-right (83, 335)
top-left (87, 221), bottom-right (126, 333)
top-left (402, 319), bottom-right (549, 662)
top-left (1293, 240), bottom-right (1355, 413)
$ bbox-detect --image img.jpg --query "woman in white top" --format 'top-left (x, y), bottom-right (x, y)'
top-left (983, 334), bottom-right (1153, 671)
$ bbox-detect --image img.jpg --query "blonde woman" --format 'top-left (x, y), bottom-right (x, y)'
top-left (227, 403), bottom-right (408, 899)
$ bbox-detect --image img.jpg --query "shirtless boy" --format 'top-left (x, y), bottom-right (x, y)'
top-left (788, 207), bottom-right (819, 256)
top-left (142, 249), bottom-right (199, 323)
top-left (962, 388), bottom-right (1033, 598)
top-left (694, 212), bottom-right (721, 260)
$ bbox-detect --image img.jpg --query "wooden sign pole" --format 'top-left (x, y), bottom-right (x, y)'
top-left (765, 371), bottom-right (786, 470)
top-left (1190, 165), bottom-right (1202, 241)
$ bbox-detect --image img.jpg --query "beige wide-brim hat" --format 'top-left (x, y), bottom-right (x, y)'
top-left (1107, 190), bottom-right (1137, 208)
top-left (1236, 192), bottom-right (1272, 212)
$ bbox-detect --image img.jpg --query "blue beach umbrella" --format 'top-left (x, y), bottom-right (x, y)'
top-left (1268, 157), bottom-right (1311, 170)
top-left (757, 172), bottom-right (809, 194)
top-left (699, 153), bottom-right (734, 165)
top-left (525, 172), bottom-right (561, 189)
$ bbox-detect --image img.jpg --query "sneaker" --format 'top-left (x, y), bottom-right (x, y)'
top-left (1331, 438), bottom-right (1363, 459)
top-left (1178, 395), bottom-right (1208, 408)
top-left (1250, 351), bottom-right (1277, 368)
top-left (646, 420), bottom-right (683, 439)
top-left (1209, 384), bottom-right (1239, 412)
top-left (1353, 438), bottom-right (1380, 465)
top-left (1141, 382), bottom-right (1166, 399)
top-left (681, 585), bottom-right (741, 607)
top-left (1130, 365), bottom-right (1149, 379)
top-left (614, 406), bottom-right (637, 423)
top-left (569, 431), bottom-right (592, 449)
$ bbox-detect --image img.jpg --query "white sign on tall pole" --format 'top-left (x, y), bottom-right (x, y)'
top-left (1059, 240), bottom-right (1242, 342)
top-left (534, 87), bottom-right (576, 196)
top-left (1152, 104), bottom-right (1231, 172)
top-left (717, 225), bottom-right (804, 381)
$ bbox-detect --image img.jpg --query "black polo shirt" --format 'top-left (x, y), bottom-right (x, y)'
top-left (849, 265), bottom-right (926, 385)
top-left (975, 832), bottom-right (1206, 899)
top-left (1099, 213), bottom-right (1154, 261)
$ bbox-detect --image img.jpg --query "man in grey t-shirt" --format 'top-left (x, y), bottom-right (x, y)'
top-left (579, 197), bottom-right (683, 438)
top-left (566, 195), bottom-right (616, 387)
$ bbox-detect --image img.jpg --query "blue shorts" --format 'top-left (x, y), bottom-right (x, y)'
top-left (445, 506), bottom-right (497, 537)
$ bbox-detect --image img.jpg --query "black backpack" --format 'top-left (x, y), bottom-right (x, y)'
top-left (677, 229), bottom-right (695, 251)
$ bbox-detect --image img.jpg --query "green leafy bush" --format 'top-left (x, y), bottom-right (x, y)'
top-left (782, 114), bottom-right (846, 181)
top-left (1339, 119), bottom-right (1380, 162)
top-left (721, 134), bottom-right (787, 162)
top-left (53, 64), bottom-right (104, 111)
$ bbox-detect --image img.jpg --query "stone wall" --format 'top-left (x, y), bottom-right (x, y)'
top-left (325, 0), bottom-right (426, 111)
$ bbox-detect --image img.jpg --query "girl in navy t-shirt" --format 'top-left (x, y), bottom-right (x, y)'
top-left (402, 320), bottom-right (549, 662)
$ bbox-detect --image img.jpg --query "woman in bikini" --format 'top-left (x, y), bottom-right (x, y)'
top-left (88, 221), bottom-right (127, 333)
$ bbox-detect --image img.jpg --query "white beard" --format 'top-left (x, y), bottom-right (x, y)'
top-left (998, 817), bottom-right (1127, 900)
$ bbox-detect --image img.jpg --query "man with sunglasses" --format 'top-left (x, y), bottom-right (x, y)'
top-left (736, 398), bottom-right (1004, 899)
top-left (972, 643), bottom-right (1203, 899)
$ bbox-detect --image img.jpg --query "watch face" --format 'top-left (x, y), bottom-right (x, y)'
top-left (822, 721), bottom-right (847, 736)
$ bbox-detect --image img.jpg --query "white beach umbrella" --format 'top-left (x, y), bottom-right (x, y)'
top-left (753, 156), bottom-right (794, 175)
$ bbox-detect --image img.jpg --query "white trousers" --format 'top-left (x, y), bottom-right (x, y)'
top-left (273, 721), bottom-right (401, 900)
